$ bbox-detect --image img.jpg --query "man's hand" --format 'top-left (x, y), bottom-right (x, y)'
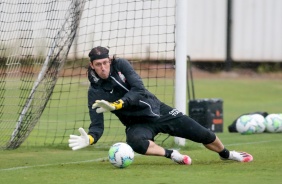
top-left (68, 128), bottom-right (94, 151)
top-left (92, 99), bottom-right (124, 113)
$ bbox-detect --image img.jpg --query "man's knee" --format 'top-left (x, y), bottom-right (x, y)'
top-left (127, 139), bottom-right (149, 155)
top-left (201, 130), bottom-right (216, 144)
top-left (126, 127), bottom-right (152, 154)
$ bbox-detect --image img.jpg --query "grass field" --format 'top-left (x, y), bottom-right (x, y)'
top-left (0, 75), bottom-right (282, 184)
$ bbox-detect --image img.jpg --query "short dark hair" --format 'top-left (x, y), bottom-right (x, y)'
top-left (88, 46), bottom-right (109, 62)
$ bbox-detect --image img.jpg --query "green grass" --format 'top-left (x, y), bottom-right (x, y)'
top-left (1, 77), bottom-right (282, 184)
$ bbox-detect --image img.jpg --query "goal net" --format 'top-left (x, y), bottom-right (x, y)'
top-left (0, 0), bottom-right (176, 149)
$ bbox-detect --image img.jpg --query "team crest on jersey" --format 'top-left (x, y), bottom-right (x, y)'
top-left (118, 71), bottom-right (126, 82)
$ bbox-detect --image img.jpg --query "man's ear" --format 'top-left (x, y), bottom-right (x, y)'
top-left (89, 62), bottom-right (95, 69)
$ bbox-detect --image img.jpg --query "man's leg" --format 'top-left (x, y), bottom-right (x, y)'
top-left (126, 125), bottom-right (191, 165)
top-left (144, 140), bottom-right (165, 156)
top-left (145, 140), bottom-right (192, 165)
top-left (204, 136), bottom-right (224, 152)
top-left (156, 114), bottom-right (253, 163)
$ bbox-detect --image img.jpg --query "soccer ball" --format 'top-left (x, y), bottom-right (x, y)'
top-left (108, 142), bottom-right (134, 168)
top-left (236, 115), bottom-right (257, 134)
top-left (251, 114), bottom-right (266, 133)
top-left (265, 114), bottom-right (282, 133)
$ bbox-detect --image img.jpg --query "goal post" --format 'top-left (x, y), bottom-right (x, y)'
top-left (0, 0), bottom-right (187, 149)
top-left (174, 0), bottom-right (188, 146)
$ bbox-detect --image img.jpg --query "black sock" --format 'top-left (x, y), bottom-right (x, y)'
top-left (218, 148), bottom-right (230, 159)
top-left (164, 149), bottom-right (173, 158)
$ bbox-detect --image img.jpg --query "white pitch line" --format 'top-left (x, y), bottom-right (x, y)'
top-left (224, 139), bottom-right (282, 146)
top-left (1, 139), bottom-right (281, 172)
top-left (0, 157), bottom-right (108, 172)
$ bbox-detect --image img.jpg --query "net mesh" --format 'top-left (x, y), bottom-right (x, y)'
top-left (0, 0), bottom-right (176, 149)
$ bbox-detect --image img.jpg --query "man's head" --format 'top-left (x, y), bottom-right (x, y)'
top-left (89, 46), bottom-right (111, 79)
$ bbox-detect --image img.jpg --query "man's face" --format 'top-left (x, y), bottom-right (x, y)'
top-left (90, 58), bottom-right (111, 79)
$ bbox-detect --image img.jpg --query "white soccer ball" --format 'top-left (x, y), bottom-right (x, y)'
top-left (265, 114), bottom-right (282, 133)
top-left (108, 142), bottom-right (134, 168)
top-left (251, 114), bottom-right (266, 133)
top-left (236, 115), bottom-right (257, 135)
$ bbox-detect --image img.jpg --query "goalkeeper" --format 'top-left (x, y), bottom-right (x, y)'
top-left (68, 46), bottom-right (253, 164)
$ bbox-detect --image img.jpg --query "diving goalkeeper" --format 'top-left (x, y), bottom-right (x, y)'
top-left (68, 46), bottom-right (253, 164)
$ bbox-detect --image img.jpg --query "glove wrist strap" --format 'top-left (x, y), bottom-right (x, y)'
top-left (88, 135), bottom-right (94, 145)
top-left (114, 99), bottom-right (124, 110)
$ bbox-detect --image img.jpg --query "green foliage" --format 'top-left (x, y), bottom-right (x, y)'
top-left (257, 63), bottom-right (282, 73)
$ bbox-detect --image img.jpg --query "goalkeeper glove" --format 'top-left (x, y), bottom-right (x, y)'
top-left (68, 128), bottom-right (94, 151)
top-left (92, 99), bottom-right (124, 113)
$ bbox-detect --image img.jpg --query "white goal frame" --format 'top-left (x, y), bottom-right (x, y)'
top-left (174, 0), bottom-right (188, 146)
